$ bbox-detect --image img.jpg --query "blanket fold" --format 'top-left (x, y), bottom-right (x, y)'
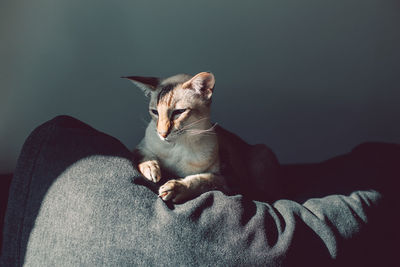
top-left (1, 115), bottom-right (398, 266)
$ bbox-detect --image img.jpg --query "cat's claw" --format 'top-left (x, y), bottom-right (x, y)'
top-left (138, 160), bottom-right (161, 183)
top-left (159, 179), bottom-right (188, 203)
top-left (158, 190), bottom-right (173, 201)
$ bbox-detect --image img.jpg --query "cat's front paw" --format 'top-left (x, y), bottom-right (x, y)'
top-left (138, 160), bottom-right (161, 183)
top-left (159, 179), bottom-right (189, 203)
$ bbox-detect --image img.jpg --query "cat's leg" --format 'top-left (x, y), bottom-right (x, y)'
top-left (133, 148), bottom-right (161, 183)
top-left (158, 173), bottom-right (226, 203)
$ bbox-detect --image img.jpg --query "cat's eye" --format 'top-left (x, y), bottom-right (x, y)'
top-left (150, 109), bottom-right (158, 116)
top-left (172, 109), bottom-right (187, 118)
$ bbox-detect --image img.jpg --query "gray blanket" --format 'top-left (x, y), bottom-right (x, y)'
top-left (1, 116), bottom-right (398, 266)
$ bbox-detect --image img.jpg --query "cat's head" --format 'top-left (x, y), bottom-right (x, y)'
top-left (123, 72), bottom-right (215, 142)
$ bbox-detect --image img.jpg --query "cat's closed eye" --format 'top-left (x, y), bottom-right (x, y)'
top-left (172, 109), bottom-right (187, 118)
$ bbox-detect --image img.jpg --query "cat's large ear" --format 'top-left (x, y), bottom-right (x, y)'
top-left (121, 76), bottom-right (160, 97)
top-left (182, 72), bottom-right (215, 100)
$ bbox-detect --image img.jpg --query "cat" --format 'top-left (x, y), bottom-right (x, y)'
top-left (123, 72), bottom-right (281, 203)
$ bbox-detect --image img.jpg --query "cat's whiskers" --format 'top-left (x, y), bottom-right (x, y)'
top-left (167, 117), bottom-right (212, 140)
top-left (179, 117), bottom-right (209, 131)
top-left (186, 123), bottom-right (218, 136)
top-left (173, 117), bottom-right (210, 135)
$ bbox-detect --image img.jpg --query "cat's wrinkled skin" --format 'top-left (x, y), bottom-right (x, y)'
top-left (123, 72), bottom-right (280, 203)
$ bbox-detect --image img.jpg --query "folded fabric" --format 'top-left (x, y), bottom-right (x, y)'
top-left (1, 116), bottom-right (398, 266)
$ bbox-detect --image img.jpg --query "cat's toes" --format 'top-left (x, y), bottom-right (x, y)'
top-left (159, 180), bottom-right (188, 203)
top-left (138, 160), bottom-right (161, 183)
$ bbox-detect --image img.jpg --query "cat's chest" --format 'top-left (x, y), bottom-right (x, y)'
top-left (157, 142), bottom-right (218, 177)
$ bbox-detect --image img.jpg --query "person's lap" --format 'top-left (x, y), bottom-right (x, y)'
top-left (1, 115), bottom-right (398, 266)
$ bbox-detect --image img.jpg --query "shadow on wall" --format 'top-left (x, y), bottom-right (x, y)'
top-left (1, 0), bottom-right (400, 173)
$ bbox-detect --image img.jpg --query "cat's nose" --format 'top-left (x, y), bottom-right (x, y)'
top-left (158, 131), bottom-right (169, 140)
top-left (157, 118), bottom-right (171, 140)
top-left (158, 131), bottom-right (168, 138)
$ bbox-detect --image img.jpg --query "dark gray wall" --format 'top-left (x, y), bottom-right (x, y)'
top-left (1, 0), bottom-right (399, 173)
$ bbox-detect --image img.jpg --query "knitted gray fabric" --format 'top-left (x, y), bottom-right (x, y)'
top-left (0, 116), bottom-right (395, 266)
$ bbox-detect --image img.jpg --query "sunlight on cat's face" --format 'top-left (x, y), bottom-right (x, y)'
top-left (123, 72), bottom-right (215, 142)
top-left (149, 85), bottom-right (210, 142)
